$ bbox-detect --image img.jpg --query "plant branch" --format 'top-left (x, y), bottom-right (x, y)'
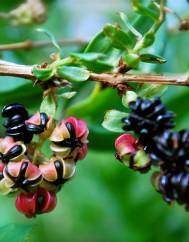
top-left (0, 39), bottom-right (87, 51)
top-left (0, 60), bottom-right (188, 87)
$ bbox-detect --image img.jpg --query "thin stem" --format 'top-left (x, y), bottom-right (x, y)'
top-left (133, 0), bottom-right (165, 52)
top-left (0, 39), bottom-right (87, 51)
top-left (0, 61), bottom-right (188, 88)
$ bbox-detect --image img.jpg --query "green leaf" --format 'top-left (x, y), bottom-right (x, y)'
top-left (122, 91), bottom-right (137, 108)
top-left (71, 52), bottom-right (113, 73)
top-left (137, 83), bottom-right (167, 98)
top-left (84, 31), bottom-right (122, 73)
top-left (36, 28), bottom-right (61, 52)
top-left (132, 0), bottom-right (159, 20)
top-left (0, 223), bottom-right (33, 242)
top-left (119, 12), bottom-right (142, 39)
top-left (140, 53), bottom-right (167, 64)
top-left (84, 31), bottom-right (112, 53)
top-left (102, 110), bottom-right (128, 133)
top-left (57, 66), bottom-right (90, 82)
top-left (103, 24), bottom-right (133, 50)
top-left (71, 52), bottom-right (105, 62)
top-left (40, 94), bottom-right (56, 117)
top-left (59, 91), bottom-right (77, 99)
top-left (33, 66), bottom-right (54, 81)
top-left (142, 32), bottom-right (155, 48)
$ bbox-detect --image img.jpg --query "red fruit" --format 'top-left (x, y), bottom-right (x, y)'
top-left (15, 188), bottom-right (57, 218)
top-left (115, 134), bottom-right (138, 159)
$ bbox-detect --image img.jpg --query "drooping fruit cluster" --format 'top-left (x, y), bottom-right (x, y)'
top-left (122, 97), bottom-right (175, 145)
top-left (115, 96), bottom-right (189, 211)
top-left (0, 103), bottom-right (89, 218)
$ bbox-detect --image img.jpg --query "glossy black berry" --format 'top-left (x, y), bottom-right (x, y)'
top-left (3, 114), bottom-right (25, 128)
top-left (149, 129), bottom-right (189, 171)
top-left (122, 97), bottom-right (175, 146)
top-left (26, 124), bottom-right (44, 134)
top-left (40, 112), bottom-right (48, 129)
top-left (2, 103), bottom-right (28, 119)
top-left (152, 171), bottom-right (189, 209)
top-left (1, 103), bottom-right (32, 143)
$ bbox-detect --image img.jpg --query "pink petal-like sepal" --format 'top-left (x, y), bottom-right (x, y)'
top-left (15, 188), bottom-right (57, 218)
top-left (0, 137), bottom-right (26, 163)
top-left (25, 112), bottom-right (55, 138)
top-left (49, 117), bottom-right (89, 161)
top-left (39, 157), bottom-right (76, 189)
top-left (115, 134), bottom-right (151, 173)
top-left (65, 117), bottom-right (89, 138)
top-left (115, 134), bottom-right (137, 160)
top-left (4, 159), bottom-right (42, 190)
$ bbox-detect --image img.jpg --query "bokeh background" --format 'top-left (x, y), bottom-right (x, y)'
top-left (0, 0), bottom-right (189, 241)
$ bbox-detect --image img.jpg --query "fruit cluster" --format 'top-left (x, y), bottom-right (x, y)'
top-left (0, 104), bottom-right (89, 218)
top-left (115, 96), bottom-right (189, 210)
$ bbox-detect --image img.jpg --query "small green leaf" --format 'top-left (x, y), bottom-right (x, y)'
top-left (71, 52), bottom-right (113, 73)
top-left (71, 52), bottom-right (105, 62)
top-left (132, 0), bottom-right (159, 20)
top-left (122, 91), bottom-right (137, 108)
top-left (102, 110), bottom-right (128, 133)
top-left (103, 24), bottom-right (133, 50)
top-left (36, 28), bottom-right (61, 52)
top-left (119, 12), bottom-right (142, 39)
top-left (140, 53), bottom-right (167, 64)
top-left (57, 66), bottom-right (90, 82)
top-left (137, 83), bottom-right (167, 98)
top-left (142, 32), bottom-right (155, 48)
top-left (85, 31), bottom-right (112, 53)
top-left (59, 91), bottom-right (77, 99)
top-left (33, 66), bottom-right (54, 81)
top-left (40, 94), bottom-right (56, 117)
top-left (0, 223), bottom-right (33, 242)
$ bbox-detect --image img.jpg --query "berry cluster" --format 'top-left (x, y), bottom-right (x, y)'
top-left (115, 96), bottom-right (189, 210)
top-left (0, 104), bottom-right (89, 218)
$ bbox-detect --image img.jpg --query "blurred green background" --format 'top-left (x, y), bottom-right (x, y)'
top-left (0, 0), bottom-right (189, 242)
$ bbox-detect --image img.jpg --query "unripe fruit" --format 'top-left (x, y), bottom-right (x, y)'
top-left (39, 157), bottom-right (76, 190)
top-left (4, 159), bottom-right (42, 191)
top-left (50, 117), bottom-right (89, 161)
top-left (0, 137), bottom-right (26, 163)
top-left (115, 134), bottom-right (151, 173)
top-left (16, 188), bottom-right (57, 218)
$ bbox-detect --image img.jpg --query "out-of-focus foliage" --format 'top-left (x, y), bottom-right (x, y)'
top-left (0, 0), bottom-right (189, 242)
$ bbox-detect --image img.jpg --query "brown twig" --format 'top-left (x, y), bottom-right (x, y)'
top-left (90, 73), bottom-right (189, 86)
top-left (0, 39), bottom-right (87, 51)
top-left (0, 60), bottom-right (188, 88)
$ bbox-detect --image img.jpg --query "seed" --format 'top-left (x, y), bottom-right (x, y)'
top-left (40, 112), bottom-right (48, 128)
top-left (26, 124), bottom-right (43, 134)
top-left (2, 103), bottom-right (28, 118)
top-left (6, 123), bottom-right (25, 134)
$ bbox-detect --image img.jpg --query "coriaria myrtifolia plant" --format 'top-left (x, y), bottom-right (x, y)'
top-left (0, 103), bottom-right (89, 217)
top-left (0, 0), bottom-right (189, 217)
